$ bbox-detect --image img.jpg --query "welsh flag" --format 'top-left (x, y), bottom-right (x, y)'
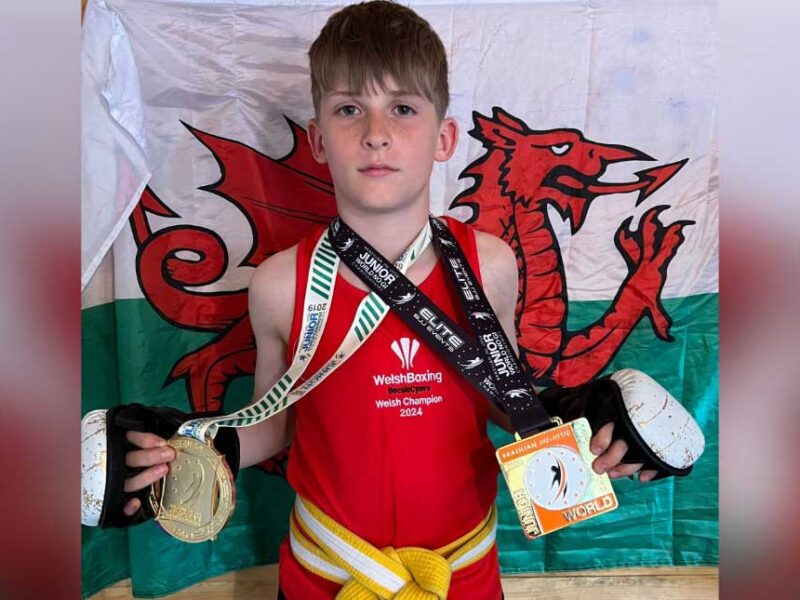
top-left (81, 0), bottom-right (718, 596)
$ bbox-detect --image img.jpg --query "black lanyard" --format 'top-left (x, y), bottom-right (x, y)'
top-left (329, 216), bottom-right (553, 437)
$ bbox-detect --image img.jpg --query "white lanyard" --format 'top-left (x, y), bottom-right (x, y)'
top-left (178, 222), bottom-right (432, 442)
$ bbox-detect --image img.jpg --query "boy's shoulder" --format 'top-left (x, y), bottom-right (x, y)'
top-left (448, 218), bottom-right (515, 275)
top-left (248, 243), bottom-right (299, 341)
top-left (245, 221), bottom-right (518, 338)
top-left (250, 243), bottom-right (298, 286)
top-left (442, 216), bottom-right (512, 258)
top-left (248, 224), bottom-right (326, 302)
top-left (461, 221), bottom-right (518, 311)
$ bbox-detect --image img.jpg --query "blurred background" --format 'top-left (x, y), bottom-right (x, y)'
top-left (0, 0), bottom-right (797, 598)
top-left (718, 1), bottom-right (800, 598)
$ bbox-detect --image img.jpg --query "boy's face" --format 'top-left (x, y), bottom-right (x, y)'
top-left (307, 76), bottom-right (457, 215)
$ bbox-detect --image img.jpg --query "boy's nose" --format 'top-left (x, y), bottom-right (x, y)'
top-left (362, 117), bottom-right (391, 149)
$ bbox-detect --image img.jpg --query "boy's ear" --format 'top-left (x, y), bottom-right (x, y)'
top-left (307, 117), bottom-right (327, 164)
top-left (434, 116), bottom-right (458, 162)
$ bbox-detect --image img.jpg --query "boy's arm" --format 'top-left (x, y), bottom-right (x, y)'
top-left (473, 230), bottom-right (654, 481)
top-left (237, 246), bottom-right (297, 469)
top-left (121, 246), bottom-right (298, 516)
top-left (473, 230), bottom-right (517, 433)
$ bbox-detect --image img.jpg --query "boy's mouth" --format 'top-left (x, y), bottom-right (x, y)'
top-left (359, 164), bottom-right (399, 177)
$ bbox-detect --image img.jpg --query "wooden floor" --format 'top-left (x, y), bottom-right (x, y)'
top-left (91, 564), bottom-right (718, 599)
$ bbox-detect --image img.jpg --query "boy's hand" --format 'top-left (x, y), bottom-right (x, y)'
top-left (122, 431), bottom-right (176, 517)
top-left (590, 422), bottom-right (658, 482)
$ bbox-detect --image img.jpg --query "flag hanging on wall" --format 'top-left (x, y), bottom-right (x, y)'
top-left (82, 0), bottom-right (718, 596)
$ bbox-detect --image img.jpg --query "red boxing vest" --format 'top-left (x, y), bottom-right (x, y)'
top-left (278, 217), bottom-right (502, 599)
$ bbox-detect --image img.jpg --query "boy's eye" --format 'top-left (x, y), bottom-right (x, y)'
top-left (337, 105), bottom-right (360, 117)
top-left (394, 104), bottom-right (416, 116)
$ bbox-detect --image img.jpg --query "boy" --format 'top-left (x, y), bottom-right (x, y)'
top-left (119, 2), bottom-right (651, 598)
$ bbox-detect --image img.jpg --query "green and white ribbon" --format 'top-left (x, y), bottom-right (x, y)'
top-left (178, 221), bottom-right (432, 442)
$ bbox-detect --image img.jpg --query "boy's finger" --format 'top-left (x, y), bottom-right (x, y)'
top-left (124, 464), bottom-right (169, 493)
top-left (590, 422), bottom-right (615, 455)
top-left (126, 430), bottom-right (168, 449)
top-left (607, 462), bottom-right (643, 480)
top-left (639, 469), bottom-right (659, 482)
top-left (123, 498), bottom-right (141, 517)
top-left (592, 438), bottom-right (629, 474)
top-left (126, 446), bottom-right (175, 468)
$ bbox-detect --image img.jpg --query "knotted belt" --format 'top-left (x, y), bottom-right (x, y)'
top-left (289, 496), bottom-right (498, 599)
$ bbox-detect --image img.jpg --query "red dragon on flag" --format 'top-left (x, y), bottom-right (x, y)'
top-left (451, 107), bottom-right (691, 386)
top-left (129, 108), bottom-right (690, 471)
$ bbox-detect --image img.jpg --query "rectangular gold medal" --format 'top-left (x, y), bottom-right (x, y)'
top-left (496, 417), bottom-right (617, 539)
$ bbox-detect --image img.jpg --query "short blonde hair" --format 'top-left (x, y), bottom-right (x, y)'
top-left (309, 1), bottom-right (449, 120)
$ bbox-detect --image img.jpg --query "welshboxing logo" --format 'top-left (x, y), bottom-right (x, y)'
top-left (391, 337), bottom-right (420, 370)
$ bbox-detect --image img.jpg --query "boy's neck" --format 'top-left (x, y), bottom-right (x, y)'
top-left (336, 200), bottom-right (432, 263)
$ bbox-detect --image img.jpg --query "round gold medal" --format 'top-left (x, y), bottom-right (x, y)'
top-left (150, 435), bottom-right (235, 543)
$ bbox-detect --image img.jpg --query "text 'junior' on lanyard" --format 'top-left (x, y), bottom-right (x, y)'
top-left (329, 216), bottom-right (553, 438)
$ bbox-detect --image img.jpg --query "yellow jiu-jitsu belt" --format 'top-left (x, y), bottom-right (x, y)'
top-left (289, 496), bottom-right (498, 599)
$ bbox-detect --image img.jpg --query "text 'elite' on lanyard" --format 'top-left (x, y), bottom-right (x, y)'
top-left (329, 216), bottom-right (553, 438)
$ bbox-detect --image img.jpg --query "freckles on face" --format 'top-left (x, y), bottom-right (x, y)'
top-left (321, 92), bottom-right (438, 165)
top-left (311, 78), bottom-right (452, 210)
